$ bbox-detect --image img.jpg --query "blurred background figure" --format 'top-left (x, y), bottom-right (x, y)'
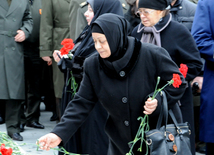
top-left (0, 0), bottom-right (33, 141)
top-left (40, 0), bottom-right (71, 122)
top-left (191, 0), bottom-right (214, 155)
top-left (124, 0), bottom-right (141, 31)
top-left (170, 0), bottom-right (196, 31)
top-left (170, 0), bottom-right (205, 153)
top-left (69, 0), bottom-right (88, 41)
top-left (21, 0), bottom-right (45, 131)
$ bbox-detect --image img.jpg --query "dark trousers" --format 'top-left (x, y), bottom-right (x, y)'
top-left (24, 42), bottom-right (42, 123)
top-left (0, 99), bottom-right (22, 135)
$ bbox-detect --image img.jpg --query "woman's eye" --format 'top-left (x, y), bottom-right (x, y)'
top-left (100, 40), bottom-right (106, 43)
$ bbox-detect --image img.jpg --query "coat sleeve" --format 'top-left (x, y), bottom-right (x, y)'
top-left (191, 0), bottom-right (214, 62)
top-left (51, 58), bottom-right (98, 144)
top-left (20, 2), bottom-right (33, 39)
top-left (39, 0), bottom-right (54, 57)
top-left (173, 24), bottom-right (203, 81)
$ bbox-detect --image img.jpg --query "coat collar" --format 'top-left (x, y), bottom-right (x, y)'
top-left (6, 0), bottom-right (21, 17)
top-left (0, 0), bottom-right (9, 12)
top-left (99, 37), bottom-right (141, 80)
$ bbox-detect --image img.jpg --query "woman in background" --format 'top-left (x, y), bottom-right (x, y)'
top-left (131, 0), bottom-right (203, 154)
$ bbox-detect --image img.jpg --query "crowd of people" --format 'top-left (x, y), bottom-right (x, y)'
top-left (0, 0), bottom-right (213, 155)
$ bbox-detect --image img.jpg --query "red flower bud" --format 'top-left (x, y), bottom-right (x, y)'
top-left (179, 63), bottom-right (188, 78)
top-left (172, 73), bottom-right (182, 88)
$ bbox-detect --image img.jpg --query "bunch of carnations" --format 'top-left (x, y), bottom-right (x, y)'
top-left (60, 38), bottom-right (75, 58)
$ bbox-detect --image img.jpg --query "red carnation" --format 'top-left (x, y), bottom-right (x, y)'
top-left (60, 38), bottom-right (75, 56)
top-left (64, 43), bottom-right (75, 50)
top-left (60, 46), bottom-right (69, 55)
top-left (172, 74), bottom-right (182, 88)
top-left (179, 63), bottom-right (188, 78)
top-left (0, 144), bottom-right (13, 155)
top-left (61, 38), bottom-right (74, 46)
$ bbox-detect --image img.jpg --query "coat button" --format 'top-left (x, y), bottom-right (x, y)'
top-left (12, 47), bottom-right (15, 50)
top-left (124, 120), bottom-right (129, 126)
top-left (122, 97), bottom-right (127, 103)
top-left (12, 18), bottom-right (16, 22)
top-left (119, 71), bottom-right (125, 77)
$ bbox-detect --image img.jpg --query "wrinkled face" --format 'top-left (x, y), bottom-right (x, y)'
top-left (84, 4), bottom-right (94, 25)
top-left (92, 33), bottom-right (111, 58)
top-left (137, 8), bottom-right (163, 27)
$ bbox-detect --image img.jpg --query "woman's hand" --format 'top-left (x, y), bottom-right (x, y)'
top-left (143, 98), bottom-right (158, 115)
top-left (42, 56), bottom-right (52, 66)
top-left (37, 133), bottom-right (62, 151)
top-left (53, 50), bottom-right (61, 63)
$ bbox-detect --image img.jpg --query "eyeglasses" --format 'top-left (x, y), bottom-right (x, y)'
top-left (135, 9), bottom-right (155, 17)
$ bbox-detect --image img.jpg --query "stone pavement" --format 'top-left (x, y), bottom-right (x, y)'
top-left (0, 102), bottom-right (58, 155)
top-left (0, 102), bottom-right (206, 155)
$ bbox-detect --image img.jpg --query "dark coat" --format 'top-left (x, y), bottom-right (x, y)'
top-left (170, 0), bottom-right (197, 32)
top-left (0, 0), bottom-right (33, 99)
top-left (58, 1), bottom-right (124, 154)
top-left (132, 13), bottom-right (203, 154)
top-left (52, 37), bottom-right (187, 155)
top-left (191, 0), bottom-right (214, 143)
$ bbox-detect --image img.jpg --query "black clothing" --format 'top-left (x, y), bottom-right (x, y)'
top-left (138, 0), bottom-right (170, 10)
top-left (170, 0), bottom-right (196, 32)
top-left (58, 0), bottom-right (124, 154)
top-left (23, 0), bottom-right (43, 124)
top-left (132, 13), bottom-right (203, 155)
top-left (53, 14), bottom-right (187, 155)
top-left (124, 6), bottom-right (141, 31)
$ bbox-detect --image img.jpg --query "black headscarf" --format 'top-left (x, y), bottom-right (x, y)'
top-left (138, 0), bottom-right (171, 10)
top-left (92, 13), bottom-right (131, 62)
top-left (73, 0), bottom-right (124, 57)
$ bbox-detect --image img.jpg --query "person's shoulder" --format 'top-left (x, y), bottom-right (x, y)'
top-left (182, 0), bottom-right (197, 12)
top-left (198, 0), bottom-right (214, 7)
top-left (168, 19), bottom-right (189, 34)
top-left (85, 52), bottom-right (99, 65)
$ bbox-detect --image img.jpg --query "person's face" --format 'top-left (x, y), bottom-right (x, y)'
top-left (84, 4), bottom-right (94, 25)
top-left (92, 33), bottom-right (111, 58)
top-left (136, 8), bottom-right (163, 27)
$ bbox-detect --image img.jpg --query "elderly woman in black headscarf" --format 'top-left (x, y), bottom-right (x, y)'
top-left (131, 0), bottom-right (203, 154)
top-left (52, 0), bottom-right (124, 154)
top-left (38, 13), bottom-right (186, 155)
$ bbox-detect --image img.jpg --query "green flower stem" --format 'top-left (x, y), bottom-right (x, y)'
top-left (126, 115), bottom-right (150, 155)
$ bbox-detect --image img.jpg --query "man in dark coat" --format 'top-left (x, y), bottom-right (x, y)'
top-left (0, 0), bottom-right (33, 141)
top-left (22, 0), bottom-right (45, 130)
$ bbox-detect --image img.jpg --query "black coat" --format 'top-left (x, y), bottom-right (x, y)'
top-left (52, 38), bottom-right (187, 155)
top-left (170, 0), bottom-right (196, 32)
top-left (132, 13), bottom-right (203, 154)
